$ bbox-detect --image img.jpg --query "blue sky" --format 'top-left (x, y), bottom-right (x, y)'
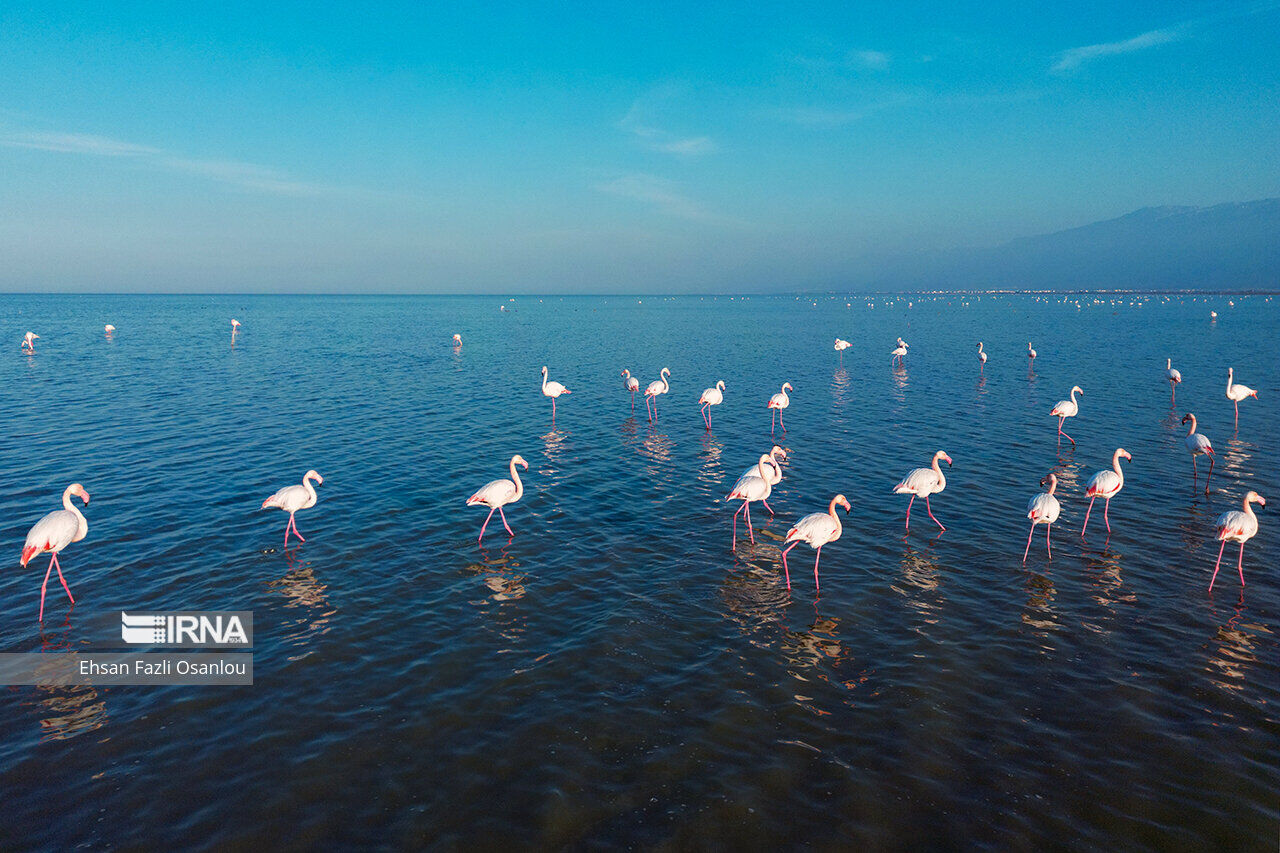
top-left (2, 1), bottom-right (1278, 292)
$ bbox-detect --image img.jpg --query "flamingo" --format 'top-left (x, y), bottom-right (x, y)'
top-left (104, 324), bottom-right (116, 337)
top-left (1023, 473), bottom-right (1061, 562)
top-left (20, 483), bottom-right (90, 622)
top-left (1165, 358), bottom-right (1181, 402)
top-left (730, 445), bottom-right (788, 515)
top-left (975, 342), bottom-right (987, 370)
top-left (231, 319), bottom-right (241, 333)
top-left (21, 332), bottom-right (38, 352)
top-left (1182, 413), bottom-right (1214, 492)
top-left (1209, 491), bottom-right (1265, 591)
top-left (1049, 386), bottom-right (1084, 446)
top-left (780, 494), bottom-right (850, 592)
top-left (1027, 342), bottom-right (1037, 360)
top-left (452, 333), bottom-right (462, 347)
top-left (644, 368), bottom-right (671, 422)
top-left (261, 470), bottom-right (324, 547)
top-left (890, 342), bottom-right (907, 365)
top-left (726, 454), bottom-right (773, 549)
top-left (767, 382), bottom-right (792, 433)
top-left (698, 380), bottom-right (725, 430)
top-left (1225, 368), bottom-right (1257, 428)
top-left (834, 339), bottom-right (851, 364)
top-left (466, 455), bottom-right (528, 543)
top-left (893, 451), bottom-right (952, 531)
top-left (541, 366), bottom-right (571, 421)
top-left (1081, 448), bottom-right (1131, 537)
top-left (621, 369), bottom-right (640, 411)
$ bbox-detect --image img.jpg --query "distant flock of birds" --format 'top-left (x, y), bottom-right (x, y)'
top-left (13, 315), bottom-right (1268, 621)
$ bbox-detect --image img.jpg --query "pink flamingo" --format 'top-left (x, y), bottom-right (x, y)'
top-left (644, 368), bottom-right (670, 422)
top-left (1023, 473), bottom-right (1061, 561)
top-left (231, 319), bottom-right (241, 334)
top-left (1182, 413), bottom-right (1214, 492)
top-left (767, 382), bottom-right (792, 433)
top-left (104, 324), bottom-right (116, 337)
top-left (890, 341), bottom-right (907, 365)
top-left (1049, 385), bottom-right (1083, 445)
top-left (834, 339), bottom-right (851, 365)
top-left (893, 451), bottom-right (952, 531)
top-left (21, 332), bottom-right (38, 352)
top-left (262, 470), bottom-right (324, 547)
top-left (1027, 342), bottom-right (1037, 360)
top-left (1209, 491), bottom-right (1265, 591)
top-left (780, 494), bottom-right (850, 591)
top-left (730, 445), bottom-right (788, 515)
top-left (976, 342), bottom-right (987, 370)
top-left (1165, 358), bottom-right (1181, 403)
top-left (1225, 368), bottom-right (1257, 428)
top-left (1081, 448), bottom-right (1131, 537)
top-left (726, 454), bottom-right (773, 549)
top-left (466, 455), bottom-right (528, 543)
top-left (541, 366), bottom-right (571, 421)
top-left (621, 369), bottom-right (640, 411)
top-left (698, 380), bottom-right (725, 430)
top-left (21, 483), bottom-right (90, 622)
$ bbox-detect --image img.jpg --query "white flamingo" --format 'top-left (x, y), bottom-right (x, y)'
top-left (20, 483), bottom-right (90, 622)
top-left (231, 319), bottom-right (241, 333)
top-left (262, 470), bottom-right (324, 547)
top-left (644, 368), bottom-right (670, 422)
top-left (1023, 473), bottom-right (1061, 562)
top-left (1225, 368), bottom-right (1257, 428)
top-left (1165, 358), bottom-right (1181, 403)
top-left (541, 366), bottom-right (571, 421)
top-left (1049, 385), bottom-right (1084, 445)
top-left (780, 494), bottom-right (850, 592)
top-left (834, 339), bottom-right (851, 364)
top-left (1081, 448), bottom-right (1131, 537)
top-left (893, 451), bottom-right (952, 531)
top-left (1027, 342), bottom-right (1037, 360)
top-left (621, 369), bottom-right (640, 411)
top-left (767, 382), bottom-right (792, 433)
top-left (1210, 491), bottom-right (1265, 591)
top-left (698, 380), bottom-right (725, 430)
top-left (890, 342), bottom-right (907, 365)
top-left (726, 454), bottom-right (773, 549)
top-left (1181, 413), bottom-right (1214, 492)
top-left (976, 341), bottom-right (987, 370)
top-left (730, 445), bottom-right (788, 515)
top-left (466, 455), bottom-right (528, 543)
top-left (452, 333), bottom-right (462, 347)
top-left (21, 332), bottom-right (38, 352)
top-left (104, 324), bottom-right (116, 337)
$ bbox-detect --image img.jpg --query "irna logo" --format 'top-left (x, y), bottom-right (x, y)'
top-left (121, 611), bottom-right (252, 647)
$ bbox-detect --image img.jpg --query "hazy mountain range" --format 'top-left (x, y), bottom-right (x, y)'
top-left (861, 198), bottom-right (1280, 291)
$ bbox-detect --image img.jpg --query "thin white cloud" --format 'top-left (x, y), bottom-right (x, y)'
top-left (1051, 28), bottom-right (1181, 72)
top-left (618, 95), bottom-right (716, 156)
top-left (0, 127), bottom-right (331, 195)
top-left (850, 49), bottom-right (891, 70)
top-left (594, 173), bottom-right (710, 220)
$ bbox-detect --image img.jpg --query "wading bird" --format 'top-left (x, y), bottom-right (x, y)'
top-left (1023, 473), bottom-right (1061, 562)
top-left (452, 333), bottom-right (462, 347)
top-left (726, 454), bottom-right (773, 549)
top-left (767, 382), bottom-right (792, 433)
top-left (1225, 368), bottom-right (1257, 428)
top-left (540, 366), bottom-right (571, 421)
top-left (262, 470), bottom-right (324, 547)
top-left (621, 369), bottom-right (640, 411)
top-left (698, 380), bottom-right (725, 430)
top-left (1049, 385), bottom-right (1084, 446)
top-left (890, 341), bottom-right (907, 365)
top-left (21, 483), bottom-right (90, 622)
top-left (1210, 491), bottom-right (1265, 591)
top-left (231, 319), bottom-right (241, 333)
top-left (21, 332), bottom-right (38, 352)
top-left (644, 368), bottom-right (671, 422)
top-left (1165, 358), bottom-right (1181, 403)
top-left (780, 494), bottom-right (850, 592)
top-left (976, 342), bottom-right (987, 370)
top-left (1081, 449), bottom-right (1131, 537)
top-left (104, 325), bottom-right (116, 337)
top-left (893, 451), bottom-right (952, 531)
top-left (834, 339), bottom-right (851, 364)
top-left (1027, 342), bottom-right (1037, 360)
top-left (1182, 413), bottom-right (1214, 491)
top-left (730, 446), bottom-right (787, 515)
top-left (466, 455), bottom-right (528, 544)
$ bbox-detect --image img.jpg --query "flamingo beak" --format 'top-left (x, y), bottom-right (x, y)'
top-left (77, 488), bottom-right (90, 504)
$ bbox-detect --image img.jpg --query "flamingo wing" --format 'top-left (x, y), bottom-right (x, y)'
top-left (893, 467), bottom-right (938, 495)
top-left (785, 512), bottom-right (838, 546)
top-left (23, 510), bottom-right (80, 561)
top-left (467, 478), bottom-right (517, 507)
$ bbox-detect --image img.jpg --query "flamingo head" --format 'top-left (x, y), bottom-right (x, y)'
top-left (716, 380), bottom-right (725, 391)
top-left (1072, 386), bottom-right (1084, 396)
top-left (1118, 449), bottom-right (1132, 462)
top-left (620, 369), bottom-right (629, 378)
top-left (1181, 413), bottom-right (1194, 426)
top-left (304, 470), bottom-right (324, 486)
top-left (69, 483), bottom-right (90, 505)
top-left (512, 454), bottom-right (529, 470)
top-left (976, 342), bottom-right (982, 349)
top-left (937, 451), bottom-right (953, 467)
top-left (1246, 492), bottom-right (1265, 508)
top-left (662, 367), bottom-right (671, 377)
top-left (231, 319), bottom-right (240, 327)
top-left (782, 382), bottom-right (792, 391)
top-left (770, 445), bottom-right (787, 460)
top-left (834, 494), bottom-right (851, 513)
top-left (1039, 472), bottom-right (1057, 489)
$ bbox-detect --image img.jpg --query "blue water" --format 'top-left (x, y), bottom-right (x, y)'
top-left (1, 292), bottom-right (1277, 849)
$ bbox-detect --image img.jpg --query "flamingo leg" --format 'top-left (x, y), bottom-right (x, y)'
top-left (39, 558), bottom-right (54, 622)
top-left (1103, 498), bottom-right (1111, 534)
top-left (1234, 399), bottom-right (1239, 427)
top-left (290, 514), bottom-right (306, 543)
top-left (731, 503), bottom-right (741, 550)
top-left (630, 390), bottom-right (635, 411)
top-left (1205, 457), bottom-right (1214, 492)
top-left (1237, 543), bottom-right (1246, 588)
top-left (780, 542), bottom-right (796, 589)
top-left (779, 411), bottom-right (786, 431)
top-left (745, 501), bottom-right (756, 544)
top-left (1046, 524), bottom-right (1053, 558)
top-left (552, 397), bottom-right (557, 421)
top-left (905, 494), bottom-right (914, 529)
top-left (1023, 525), bottom-right (1035, 563)
top-left (762, 499), bottom-right (775, 517)
top-left (770, 408), bottom-right (776, 433)
top-left (1171, 384), bottom-right (1176, 404)
top-left (478, 507), bottom-right (496, 543)
top-left (498, 507), bottom-right (514, 537)
top-left (1192, 456), bottom-right (1198, 480)
top-left (52, 552), bottom-right (74, 604)
top-left (1058, 417), bottom-right (1075, 446)
top-left (1209, 540), bottom-right (1227, 590)
top-left (1082, 496), bottom-right (1096, 536)
top-left (813, 547), bottom-right (822, 592)
top-left (925, 495), bottom-right (945, 531)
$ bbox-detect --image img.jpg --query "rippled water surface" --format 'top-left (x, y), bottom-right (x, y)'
top-left (1, 292), bottom-right (1277, 849)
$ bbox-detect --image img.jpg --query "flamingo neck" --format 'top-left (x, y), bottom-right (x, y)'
top-left (1227, 369), bottom-right (1233, 391)
top-left (541, 370), bottom-right (549, 392)
top-left (661, 369), bottom-right (669, 392)
top-left (1046, 475), bottom-right (1058, 495)
top-left (302, 475), bottom-right (319, 502)
top-left (826, 497), bottom-right (843, 530)
top-left (1112, 452), bottom-right (1126, 478)
top-left (932, 454), bottom-right (943, 475)
top-left (716, 380), bottom-right (724, 391)
top-left (1186, 415), bottom-right (1197, 435)
top-left (509, 458), bottom-right (524, 501)
top-left (61, 487), bottom-right (88, 536)
top-left (1166, 358), bottom-right (1171, 369)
